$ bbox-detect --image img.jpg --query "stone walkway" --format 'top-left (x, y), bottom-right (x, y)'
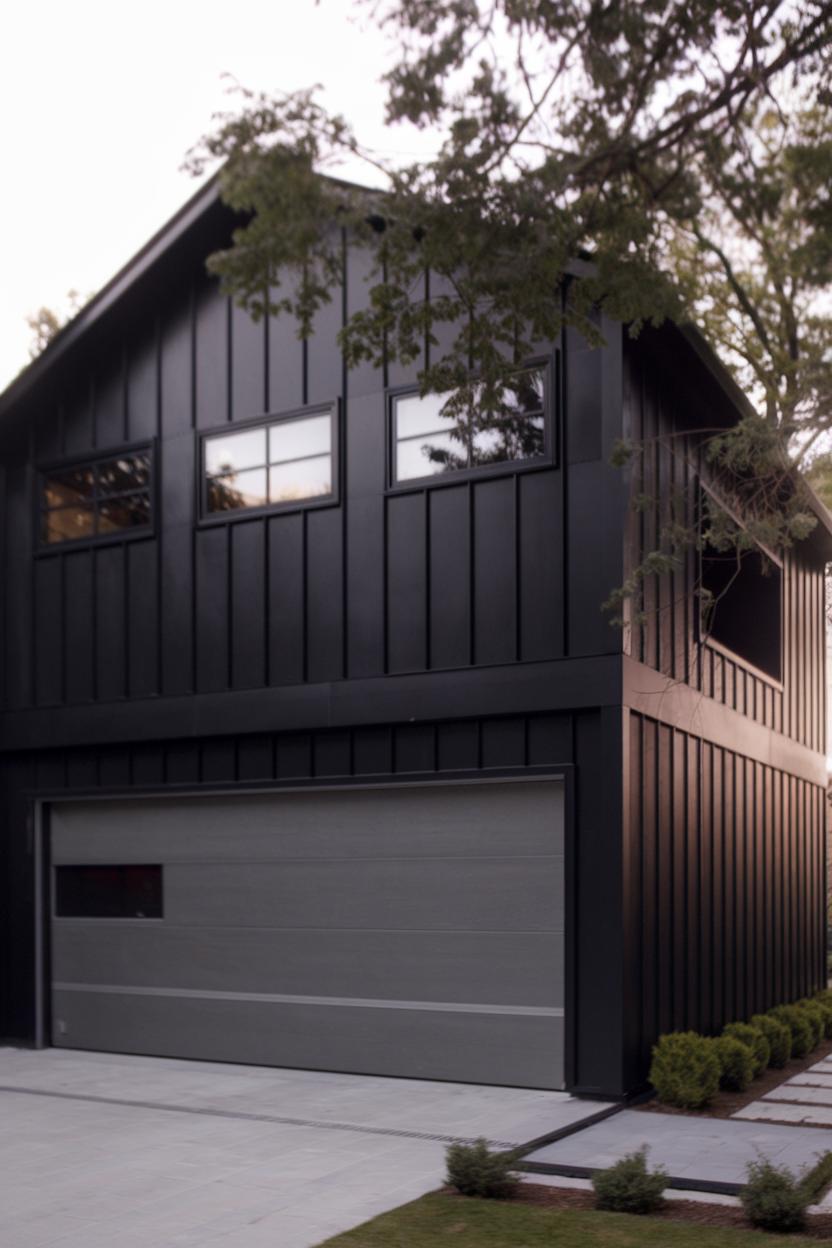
top-left (734, 1053), bottom-right (832, 1127)
top-left (523, 1108), bottom-right (832, 1194)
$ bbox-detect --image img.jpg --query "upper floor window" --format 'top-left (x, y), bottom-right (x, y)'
top-left (391, 365), bottom-right (550, 486)
top-left (201, 404), bottom-right (336, 517)
top-left (699, 489), bottom-right (783, 682)
top-left (40, 447), bottom-right (153, 547)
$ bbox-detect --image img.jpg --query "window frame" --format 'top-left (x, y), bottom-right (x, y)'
top-left (197, 402), bottom-right (341, 526)
top-left (386, 355), bottom-right (557, 493)
top-left (696, 480), bottom-right (785, 688)
top-left (35, 439), bottom-right (156, 555)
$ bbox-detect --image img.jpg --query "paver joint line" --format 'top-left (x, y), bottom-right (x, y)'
top-left (519, 1160), bottom-right (744, 1196)
top-left (0, 1082), bottom-right (522, 1149)
top-left (514, 1099), bottom-right (625, 1158)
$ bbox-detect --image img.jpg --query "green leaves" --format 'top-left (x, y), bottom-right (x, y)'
top-left (185, 4), bottom-right (832, 617)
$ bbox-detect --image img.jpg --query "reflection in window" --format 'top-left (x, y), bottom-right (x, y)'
top-left (393, 368), bottom-right (547, 484)
top-left (40, 450), bottom-right (153, 546)
top-left (203, 409), bottom-right (334, 515)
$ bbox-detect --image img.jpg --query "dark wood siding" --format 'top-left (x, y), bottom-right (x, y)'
top-left (625, 709), bottom-right (827, 1085)
top-left (624, 338), bottom-right (827, 753)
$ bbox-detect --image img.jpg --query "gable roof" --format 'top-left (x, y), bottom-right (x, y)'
top-left (3, 171), bottom-right (831, 548)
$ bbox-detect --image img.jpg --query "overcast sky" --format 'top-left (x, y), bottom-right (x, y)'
top-left (0, 0), bottom-right (434, 391)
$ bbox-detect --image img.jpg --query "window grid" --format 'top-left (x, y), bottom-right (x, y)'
top-left (391, 366), bottom-right (550, 487)
top-left (201, 407), bottom-right (336, 519)
top-left (39, 447), bottom-right (153, 548)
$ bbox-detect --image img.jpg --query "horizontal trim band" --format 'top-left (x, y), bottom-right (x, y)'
top-left (623, 656), bottom-right (828, 786)
top-left (53, 982), bottom-right (564, 1018)
top-left (0, 655), bottom-right (619, 752)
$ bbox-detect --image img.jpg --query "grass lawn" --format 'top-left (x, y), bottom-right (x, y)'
top-left (316, 1192), bottom-right (826, 1247)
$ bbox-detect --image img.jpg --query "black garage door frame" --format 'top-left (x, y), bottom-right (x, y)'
top-left (30, 764), bottom-right (576, 1086)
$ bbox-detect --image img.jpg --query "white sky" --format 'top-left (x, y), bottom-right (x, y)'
top-left (0, 0), bottom-right (434, 391)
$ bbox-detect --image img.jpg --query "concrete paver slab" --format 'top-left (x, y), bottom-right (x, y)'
top-left (734, 1101), bottom-right (832, 1126)
top-left (0, 1047), bottom-right (607, 1248)
top-left (525, 1109), bottom-right (832, 1187)
top-left (764, 1085), bottom-right (832, 1106)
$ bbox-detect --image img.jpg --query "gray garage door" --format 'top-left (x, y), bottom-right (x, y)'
top-left (50, 780), bottom-right (565, 1088)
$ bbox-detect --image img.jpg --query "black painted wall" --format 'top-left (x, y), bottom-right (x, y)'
top-left (0, 241), bottom-right (624, 724)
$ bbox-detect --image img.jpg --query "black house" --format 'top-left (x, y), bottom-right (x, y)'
top-left (0, 179), bottom-right (828, 1099)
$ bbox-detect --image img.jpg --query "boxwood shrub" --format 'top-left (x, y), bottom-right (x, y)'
top-left (714, 1035), bottom-right (755, 1092)
top-left (814, 993), bottom-right (832, 1039)
top-left (445, 1139), bottom-right (519, 1199)
top-left (796, 999), bottom-right (826, 1048)
top-left (770, 1004), bottom-right (815, 1059)
top-left (741, 1159), bottom-right (809, 1233)
top-left (592, 1147), bottom-right (668, 1214)
top-left (751, 1013), bottom-right (791, 1069)
top-left (723, 1022), bottom-right (770, 1078)
top-left (649, 1032), bottom-right (721, 1109)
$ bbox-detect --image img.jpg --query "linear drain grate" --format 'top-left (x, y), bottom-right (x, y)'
top-left (0, 1083), bottom-right (518, 1149)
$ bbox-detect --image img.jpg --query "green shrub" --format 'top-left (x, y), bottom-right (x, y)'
top-left (800, 1151), bottom-right (832, 1205)
top-left (445, 1139), bottom-right (519, 1199)
top-left (649, 1032), bottom-right (721, 1109)
top-left (714, 1035), bottom-right (755, 1092)
top-left (751, 1013), bottom-right (791, 1068)
top-left (741, 1158), bottom-right (809, 1233)
top-left (814, 993), bottom-right (832, 1039)
top-left (797, 999), bottom-right (826, 1047)
top-left (770, 1004), bottom-right (814, 1059)
top-left (592, 1147), bottom-right (668, 1215)
top-left (723, 1022), bottom-right (770, 1078)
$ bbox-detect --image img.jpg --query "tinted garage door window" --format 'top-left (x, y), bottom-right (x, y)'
top-left (50, 781), bottom-right (565, 1088)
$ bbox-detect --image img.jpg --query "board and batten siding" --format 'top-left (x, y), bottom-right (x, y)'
top-left (1, 247), bottom-right (624, 722)
top-left (624, 710), bottom-right (827, 1082)
top-left (623, 337), bottom-right (828, 755)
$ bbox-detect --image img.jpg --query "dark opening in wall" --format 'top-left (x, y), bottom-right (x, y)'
top-left (700, 538), bottom-right (782, 681)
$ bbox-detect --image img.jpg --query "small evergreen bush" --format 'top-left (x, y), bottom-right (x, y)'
top-left (801, 1151), bottom-right (832, 1204)
top-left (741, 1158), bottom-right (809, 1233)
top-left (770, 1004), bottom-right (814, 1059)
top-left (751, 1013), bottom-right (791, 1068)
top-left (445, 1138), bottom-right (519, 1199)
top-left (714, 1035), bottom-right (755, 1092)
top-left (797, 999), bottom-right (826, 1047)
top-left (723, 1022), bottom-right (770, 1078)
top-left (592, 1147), bottom-right (668, 1214)
top-left (649, 1032), bottom-right (721, 1109)
top-left (813, 992), bottom-right (832, 1039)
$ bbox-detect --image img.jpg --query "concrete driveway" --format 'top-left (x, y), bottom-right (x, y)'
top-left (0, 1048), bottom-right (605, 1248)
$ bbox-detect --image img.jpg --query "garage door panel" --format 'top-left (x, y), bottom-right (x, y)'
top-left (51, 784), bottom-right (564, 864)
top-left (163, 857), bottom-right (563, 931)
top-left (52, 924), bottom-right (564, 1007)
top-left (51, 988), bottom-right (564, 1088)
top-left (50, 780), bottom-right (565, 1088)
